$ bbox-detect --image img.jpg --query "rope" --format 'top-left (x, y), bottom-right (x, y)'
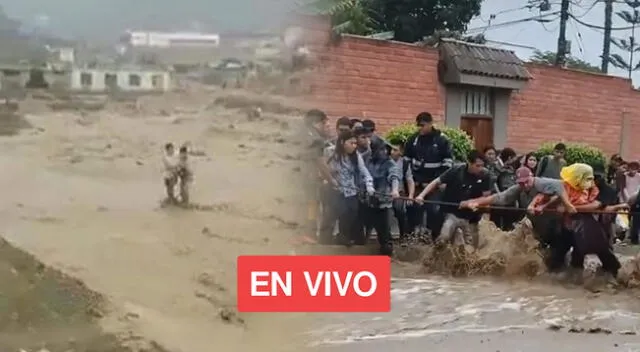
top-left (330, 184), bottom-right (638, 216)
top-left (381, 192), bottom-right (635, 216)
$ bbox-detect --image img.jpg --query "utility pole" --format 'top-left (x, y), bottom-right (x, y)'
top-left (555, 0), bottom-right (570, 66)
top-left (602, 0), bottom-right (614, 73)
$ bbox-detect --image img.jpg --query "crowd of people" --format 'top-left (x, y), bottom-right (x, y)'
top-left (300, 108), bottom-right (639, 282)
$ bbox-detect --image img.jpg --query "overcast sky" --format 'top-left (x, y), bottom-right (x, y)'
top-left (0, 0), bottom-right (635, 82)
top-left (468, 0), bottom-right (640, 84)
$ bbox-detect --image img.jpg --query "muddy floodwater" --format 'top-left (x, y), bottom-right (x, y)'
top-left (310, 272), bottom-right (640, 352)
top-left (1, 91), bottom-right (639, 352)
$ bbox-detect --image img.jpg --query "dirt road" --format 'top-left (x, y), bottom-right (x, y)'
top-left (0, 88), bottom-right (311, 351)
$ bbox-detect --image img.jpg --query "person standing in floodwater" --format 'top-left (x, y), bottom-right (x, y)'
top-left (326, 130), bottom-right (374, 246)
top-left (415, 150), bottom-right (491, 248)
top-left (163, 143), bottom-right (179, 203)
top-left (176, 146), bottom-right (193, 205)
top-left (296, 109), bottom-right (333, 244)
top-left (403, 112), bottom-right (453, 240)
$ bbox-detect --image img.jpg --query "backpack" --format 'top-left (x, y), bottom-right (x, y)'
top-left (497, 167), bottom-right (517, 191)
top-left (537, 155), bottom-right (550, 176)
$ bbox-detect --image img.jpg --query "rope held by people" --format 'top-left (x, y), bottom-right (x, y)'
top-left (368, 191), bottom-right (636, 216)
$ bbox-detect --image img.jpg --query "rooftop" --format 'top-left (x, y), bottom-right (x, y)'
top-left (439, 38), bottom-right (531, 81)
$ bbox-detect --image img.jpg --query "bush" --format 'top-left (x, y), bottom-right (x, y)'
top-left (534, 142), bottom-right (606, 169)
top-left (385, 123), bottom-right (474, 161)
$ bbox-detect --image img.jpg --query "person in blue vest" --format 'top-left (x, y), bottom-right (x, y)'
top-left (403, 112), bottom-right (453, 240)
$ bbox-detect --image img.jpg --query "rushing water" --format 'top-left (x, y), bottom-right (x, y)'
top-left (310, 274), bottom-right (640, 351)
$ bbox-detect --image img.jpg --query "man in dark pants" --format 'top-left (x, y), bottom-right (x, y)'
top-left (403, 112), bottom-right (453, 240)
top-left (629, 196), bottom-right (640, 244)
top-left (460, 167), bottom-right (575, 271)
top-left (390, 144), bottom-right (415, 241)
top-left (416, 150), bottom-right (491, 247)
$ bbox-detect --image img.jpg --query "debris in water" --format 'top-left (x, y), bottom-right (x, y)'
top-left (421, 219), bottom-right (542, 278)
top-left (587, 327), bottom-right (612, 334)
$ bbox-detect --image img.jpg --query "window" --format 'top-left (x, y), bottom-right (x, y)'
top-left (104, 73), bottom-right (117, 88)
top-left (151, 74), bottom-right (163, 88)
top-left (128, 74), bottom-right (141, 87)
top-left (461, 88), bottom-right (492, 116)
top-left (80, 72), bottom-right (92, 87)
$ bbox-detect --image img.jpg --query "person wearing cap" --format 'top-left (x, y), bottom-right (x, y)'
top-left (403, 112), bottom-right (453, 239)
top-left (459, 166), bottom-right (573, 273)
top-left (461, 166), bottom-right (573, 263)
top-left (460, 166), bottom-right (575, 214)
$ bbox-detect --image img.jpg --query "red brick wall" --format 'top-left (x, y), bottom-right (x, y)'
top-left (508, 64), bottom-right (640, 157)
top-left (308, 33), bottom-right (640, 159)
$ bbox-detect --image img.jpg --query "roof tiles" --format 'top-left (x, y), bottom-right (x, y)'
top-left (439, 39), bottom-right (531, 81)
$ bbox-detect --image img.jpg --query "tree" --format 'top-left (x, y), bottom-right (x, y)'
top-left (372, 0), bottom-right (482, 43)
top-left (303, 0), bottom-right (378, 36)
top-left (528, 50), bottom-right (602, 73)
top-left (304, 0), bottom-right (482, 43)
top-left (608, 0), bottom-right (640, 79)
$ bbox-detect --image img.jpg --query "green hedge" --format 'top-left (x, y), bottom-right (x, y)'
top-left (386, 124), bottom-right (609, 169)
top-left (386, 123), bottom-right (474, 161)
top-left (533, 142), bottom-right (607, 170)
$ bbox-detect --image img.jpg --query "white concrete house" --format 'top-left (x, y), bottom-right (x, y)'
top-left (69, 67), bottom-right (171, 93)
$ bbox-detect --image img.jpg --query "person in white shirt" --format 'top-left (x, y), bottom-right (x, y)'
top-left (163, 143), bottom-right (179, 203)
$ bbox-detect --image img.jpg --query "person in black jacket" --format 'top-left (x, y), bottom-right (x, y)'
top-left (403, 112), bottom-right (453, 240)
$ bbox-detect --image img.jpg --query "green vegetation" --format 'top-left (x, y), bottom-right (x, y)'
top-left (534, 142), bottom-right (607, 170)
top-left (385, 123), bottom-right (474, 161)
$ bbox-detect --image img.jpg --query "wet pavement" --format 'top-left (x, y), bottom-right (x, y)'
top-left (310, 276), bottom-right (640, 351)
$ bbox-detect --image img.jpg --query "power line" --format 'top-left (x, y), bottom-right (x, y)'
top-left (571, 13), bottom-right (637, 30)
top-left (479, 4), bottom-right (536, 23)
top-left (571, 0), bottom-right (600, 18)
top-left (540, 13), bottom-right (561, 31)
top-left (467, 11), bottom-right (562, 33)
top-left (485, 39), bottom-right (538, 50)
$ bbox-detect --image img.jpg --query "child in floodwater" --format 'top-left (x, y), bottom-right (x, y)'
top-left (163, 143), bottom-right (179, 203)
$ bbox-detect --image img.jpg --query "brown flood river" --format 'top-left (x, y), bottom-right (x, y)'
top-left (310, 259), bottom-right (640, 352)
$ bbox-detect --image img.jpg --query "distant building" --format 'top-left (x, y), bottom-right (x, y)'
top-left (45, 45), bottom-right (75, 63)
top-left (120, 31), bottom-right (220, 48)
top-left (119, 31), bottom-right (221, 66)
top-left (68, 66), bottom-right (171, 94)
